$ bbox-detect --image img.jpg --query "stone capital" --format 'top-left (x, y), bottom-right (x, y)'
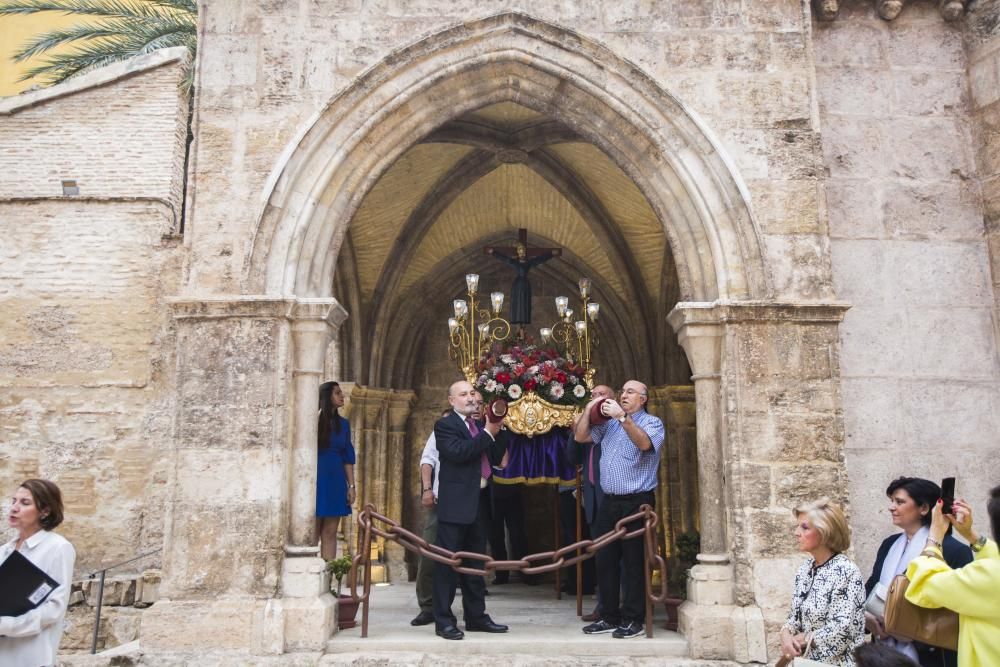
top-left (290, 297), bottom-right (349, 331)
top-left (387, 390), bottom-right (417, 431)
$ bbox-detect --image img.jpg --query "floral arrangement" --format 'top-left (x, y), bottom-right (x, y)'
top-left (474, 342), bottom-right (590, 406)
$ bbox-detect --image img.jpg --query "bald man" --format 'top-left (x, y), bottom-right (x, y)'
top-left (430, 380), bottom-right (509, 640)
top-left (574, 380), bottom-right (664, 639)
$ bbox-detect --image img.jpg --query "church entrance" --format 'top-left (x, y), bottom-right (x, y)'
top-left (327, 99), bottom-right (699, 588)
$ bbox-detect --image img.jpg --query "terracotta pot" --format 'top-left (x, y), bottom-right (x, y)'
top-left (338, 594), bottom-right (360, 630)
top-left (663, 596), bottom-right (683, 632)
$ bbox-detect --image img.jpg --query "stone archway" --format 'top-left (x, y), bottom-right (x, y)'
top-left (147, 12), bottom-right (851, 663)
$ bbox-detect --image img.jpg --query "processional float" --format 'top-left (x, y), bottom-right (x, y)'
top-left (445, 272), bottom-right (601, 612)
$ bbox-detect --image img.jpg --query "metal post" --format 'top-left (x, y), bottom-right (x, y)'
top-left (575, 465), bottom-right (583, 616)
top-left (90, 570), bottom-right (106, 654)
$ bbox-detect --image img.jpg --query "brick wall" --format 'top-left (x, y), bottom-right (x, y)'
top-left (0, 51), bottom-right (189, 573)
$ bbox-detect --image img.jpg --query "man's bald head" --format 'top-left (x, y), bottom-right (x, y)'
top-left (591, 384), bottom-right (615, 401)
top-left (448, 380), bottom-right (478, 416)
top-left (620, 380), bottom-right (648, 414)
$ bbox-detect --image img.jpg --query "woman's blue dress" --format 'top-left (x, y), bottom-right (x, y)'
top-left (316, 417), bottom-right (355, 517)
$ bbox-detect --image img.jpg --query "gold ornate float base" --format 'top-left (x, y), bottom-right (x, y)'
top-left (504, 391), bottom-right (579, 437)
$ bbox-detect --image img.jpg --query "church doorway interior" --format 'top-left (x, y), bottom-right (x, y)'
top-left (329, 101), bottom-right (700, 589)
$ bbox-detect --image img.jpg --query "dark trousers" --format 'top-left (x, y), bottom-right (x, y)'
top-left (415, 506), bottom-right (438, 613)
top-left (593, 491), bottom-right (654, 625)
top-left (558, 489), bottom-right (595, 594)
top-left (488, 482), bottom-right (528, 581)
top-left (432, 496), bottom-right (490, 629)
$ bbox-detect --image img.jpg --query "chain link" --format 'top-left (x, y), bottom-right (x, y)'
top-left (347, 502), bottom-right (670, 606)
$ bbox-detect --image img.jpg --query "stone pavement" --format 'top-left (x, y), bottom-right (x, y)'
top-left (323, 579), bottom-right (694, 663)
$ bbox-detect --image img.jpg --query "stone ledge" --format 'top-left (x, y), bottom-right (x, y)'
top-left (0, 46), bottom-right (189, 115)
top-left (669, 300), bottom-right (852, 329)
top-left (168, 296), bottom-right (347, 322)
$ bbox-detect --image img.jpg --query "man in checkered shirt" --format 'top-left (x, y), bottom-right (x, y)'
top-left (573, 380), bottom-right (664, 639)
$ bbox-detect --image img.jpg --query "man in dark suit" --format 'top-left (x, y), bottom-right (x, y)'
top-left (431, 380), bottom-right (509, 640)
top-left (565, 384), bottom-right (614, 620)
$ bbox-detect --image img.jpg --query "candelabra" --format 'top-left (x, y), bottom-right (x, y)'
top-left (539, 277), bottom-right (600, 388)
top-left (447, 273), bottom-right (512, 381)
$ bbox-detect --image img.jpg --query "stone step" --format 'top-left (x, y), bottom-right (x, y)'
top-left (321, 653), bottom-right (742, 666)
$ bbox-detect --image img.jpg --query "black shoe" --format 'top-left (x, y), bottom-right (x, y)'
top-left (436, 625), bottom-right (464, 640)
top-left (582, 619), bottom-right (617, 634)
top-left (612, 621), bottom-right (644, 639)
top-left (466, 616), bottom-right (509, 633)
top-left (484, 588), bottom-right (490, 596)
top-left (410, 610), bottom-right (434, 626)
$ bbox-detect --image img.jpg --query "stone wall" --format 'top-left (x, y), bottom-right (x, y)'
top-left (815, 0), bottom-right (1000, 582)
top-left (0, 50), bottom-right (190, 572)
top-left (188, 0), bottom-right (828, 304)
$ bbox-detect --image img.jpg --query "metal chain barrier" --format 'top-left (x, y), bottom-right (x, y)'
top-left (344, 502), bottom-right (670, 638)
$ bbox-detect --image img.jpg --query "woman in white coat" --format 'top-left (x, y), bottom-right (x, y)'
top-left (0, 479), bottom-right (76, 667)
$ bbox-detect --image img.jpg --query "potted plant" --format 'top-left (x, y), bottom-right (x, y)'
top-left (664, 531), bottom-right (700, 631)
top-left (327, 555), bottom-right (360, 630)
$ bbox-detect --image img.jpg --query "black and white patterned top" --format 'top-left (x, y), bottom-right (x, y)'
top-left (782, 553), bottom-right (865, 667)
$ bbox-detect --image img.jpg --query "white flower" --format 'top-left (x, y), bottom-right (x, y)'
top-left (544, 360), bottom-right (556, 367)
top-left (501, 354), bottom-right (515, 365)
top-left (485, 379), bottom-right (497, 392)
top-left (507, 384), bottom-right (522, 400)
top-left (573, 384), bottom-right (586, 398)
top-left (549, 382), bottom-right (564, 400)
top-left (527, 365), bottom-right (539, 375)
top-left (496, 383), bottom-right (505, 392)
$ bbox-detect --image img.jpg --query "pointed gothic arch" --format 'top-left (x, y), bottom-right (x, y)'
top-left (246, 12), bottom-right (770, 304)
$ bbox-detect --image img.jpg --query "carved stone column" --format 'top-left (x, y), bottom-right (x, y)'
top-left (281, 298), bottom-right (347, 651)
top-left (385, 390), bottom-right (416, 580)
top-left (288, 298), bottom-right (349, 549)
top-left (668, 303), bottom-right (760, 663)
top-left (667, 305), bottom-right (727, 565)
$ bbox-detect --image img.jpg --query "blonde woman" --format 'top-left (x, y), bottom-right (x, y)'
top-left (780, 498), bottom-right (865, 667)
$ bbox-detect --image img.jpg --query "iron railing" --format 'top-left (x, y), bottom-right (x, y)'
top-left (86, 549), bottom-right (160, 654)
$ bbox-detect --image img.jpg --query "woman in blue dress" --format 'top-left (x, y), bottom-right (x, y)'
top-left (317, 381), bottom-right (356, 560)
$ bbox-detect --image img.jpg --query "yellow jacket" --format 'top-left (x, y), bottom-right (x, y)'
top-left (905, 538), bottom-right (1000, 667)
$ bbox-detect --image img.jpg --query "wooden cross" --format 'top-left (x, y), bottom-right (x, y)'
top-left (483, 228), bottom-right (562, 260)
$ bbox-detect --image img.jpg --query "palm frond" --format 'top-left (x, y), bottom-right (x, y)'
top-left (2, 0), bottom-right (198, 90)
top-left (0, 0), bottom-right (165, 19)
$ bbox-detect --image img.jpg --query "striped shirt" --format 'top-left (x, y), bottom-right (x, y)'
top-left (592, 409), bottom-right (664, 495)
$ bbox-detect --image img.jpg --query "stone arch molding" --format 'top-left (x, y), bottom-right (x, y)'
top-left (248, 11), bottom-right (770, 303)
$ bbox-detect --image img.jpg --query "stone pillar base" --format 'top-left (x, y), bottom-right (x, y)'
top-left (678, 562), bottom-right (766, 663)
top-left (140, 598), bottom-right (280, 654)
top-left (280, 554), bottom-right (336, 650)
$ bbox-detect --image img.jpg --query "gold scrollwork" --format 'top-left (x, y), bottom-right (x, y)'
top-left (504, 391), bottom-right (580, 437)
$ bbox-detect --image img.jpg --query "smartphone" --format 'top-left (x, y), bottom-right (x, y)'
top-left (940, 477), bottom-right (956, 515)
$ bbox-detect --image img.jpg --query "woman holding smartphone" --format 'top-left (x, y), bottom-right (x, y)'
top-left (0, 479), bottom-right (76, 667)
top-left (904, 485), bottom-right (1000, 667)
top-left (864, 477), bottom-right (972, 666)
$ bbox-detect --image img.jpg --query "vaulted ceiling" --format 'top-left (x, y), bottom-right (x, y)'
top-left (334, 102), bottom-right (688, 389)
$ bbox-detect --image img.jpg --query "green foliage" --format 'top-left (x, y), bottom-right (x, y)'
top-left (667, 531), bottom-right (700, 598)
top-left (326, 555), bottom-right (353, 592)
top-left (0, 0), bottom-right (197, 90)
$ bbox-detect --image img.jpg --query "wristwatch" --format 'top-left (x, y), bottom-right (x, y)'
top-left (617, 414), bottom-right (627, 424)
top-left (971, 535), bottom-right (988, 553)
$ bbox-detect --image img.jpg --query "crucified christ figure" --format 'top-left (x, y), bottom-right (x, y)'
top-left (484, 229), bottom-right (561, 325)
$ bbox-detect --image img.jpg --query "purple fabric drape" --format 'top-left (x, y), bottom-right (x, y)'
top-left (495, 427), bottom-right (576, 484)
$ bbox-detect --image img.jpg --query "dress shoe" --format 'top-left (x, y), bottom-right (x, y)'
top-left (436, 625), bottom-right (464, 640)
top-left (466, 616), bottom-right (509, 633)
top-left (410, 610), bottom-right (434, 626)
top-left (581, 608), bottom-right (599, 623)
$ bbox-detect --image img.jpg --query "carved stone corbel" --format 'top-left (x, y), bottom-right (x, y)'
top-left (877, 0), bottom-right (906, 21)
top-left (939, 0), bottom-right (966, 21)
top-left (813, 0), bottom-right (840, 21)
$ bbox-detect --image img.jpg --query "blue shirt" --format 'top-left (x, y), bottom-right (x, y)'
top-left (592, 409), bottom-right (664, 495)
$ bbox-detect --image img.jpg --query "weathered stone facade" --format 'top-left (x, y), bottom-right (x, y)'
top-left (1, 1), bottom-right (998, 663)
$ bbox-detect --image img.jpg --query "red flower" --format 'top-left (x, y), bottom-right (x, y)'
top-left (524, 379), bottom-right (537, 391)
top-left (497, 372), bottom-right (511, 384)
top-left (556, 371), bottom-right (568, 384)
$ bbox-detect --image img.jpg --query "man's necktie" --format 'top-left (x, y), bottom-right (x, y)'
top-left (588, 445), bottom-right (595, 484)
top-left (467, 416), bottom-right (491, 480)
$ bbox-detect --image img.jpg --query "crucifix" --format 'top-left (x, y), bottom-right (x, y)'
top-left (484, 228), bottom-right (562, 325)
